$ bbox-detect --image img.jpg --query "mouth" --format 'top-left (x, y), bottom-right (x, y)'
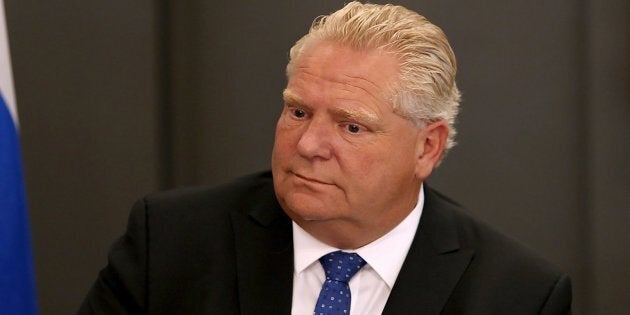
top-left (292, 172), bottom-right (334, 186)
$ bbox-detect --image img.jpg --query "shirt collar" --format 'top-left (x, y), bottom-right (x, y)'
top-left (292, 185), bottom-right (424, 289)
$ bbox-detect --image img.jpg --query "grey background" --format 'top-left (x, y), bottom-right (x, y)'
top-left (5, 0), bottom-right (629, 314)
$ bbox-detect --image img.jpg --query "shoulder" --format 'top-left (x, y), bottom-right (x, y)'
top-left (423, 186), bottom-right (571, 310)
top-left (140, 170), bottom-right (276, 217)
top-left (123, 171), bottom-right (279, 244)
top-left (425, 186), bottom-right (563, 276)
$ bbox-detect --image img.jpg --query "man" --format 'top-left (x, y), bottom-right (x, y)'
top-left (80, 2), bottom-right (571, 314)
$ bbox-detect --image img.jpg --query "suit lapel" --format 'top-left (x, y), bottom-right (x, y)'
top-left (230, 183), bottom-right (294, 315)
top-left (382, 187), bottom-right (474, 315)
top-left (227, 177), bottom-right (472, 314)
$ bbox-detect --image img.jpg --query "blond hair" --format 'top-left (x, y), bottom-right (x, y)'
top-left (287, 1), bottom-right (461, 156)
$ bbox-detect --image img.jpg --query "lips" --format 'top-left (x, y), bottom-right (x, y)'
top-left (292, 172), bottom-right (334, 186)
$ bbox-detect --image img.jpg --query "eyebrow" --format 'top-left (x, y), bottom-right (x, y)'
top-left (282, 89), bottom-right (381, 125)
top-left (331, 107), bottom-right (380, 125)
top-left (282, 89), bottom-right (305, 106)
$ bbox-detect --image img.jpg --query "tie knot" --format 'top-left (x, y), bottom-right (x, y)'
top-left (319, 251), bottom-right (366, 284)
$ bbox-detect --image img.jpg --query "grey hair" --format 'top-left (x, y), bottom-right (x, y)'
top-left (286, 1), bottom-right (462, 158)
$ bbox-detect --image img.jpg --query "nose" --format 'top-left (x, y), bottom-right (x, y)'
top-left (296, 119), bottom-right (333, 160)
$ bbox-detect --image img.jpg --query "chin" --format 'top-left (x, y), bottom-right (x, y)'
top-left (280, 193), bottom-right (336, 222)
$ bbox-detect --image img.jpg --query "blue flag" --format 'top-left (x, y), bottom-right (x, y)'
top-left (0, 0), bottom-right (38, 313)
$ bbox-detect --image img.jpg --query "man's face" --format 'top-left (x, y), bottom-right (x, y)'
top-left (271, 41), bottom-right (426, 243)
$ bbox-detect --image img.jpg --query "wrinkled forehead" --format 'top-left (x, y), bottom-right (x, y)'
top-left (288, 40), bottom-right (400, 101)
top-left (288, 39), bottom-right (402, 98)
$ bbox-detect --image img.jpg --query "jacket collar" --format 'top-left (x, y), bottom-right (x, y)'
top-left (382, 186), bottom-right (474, 314)
top-left (230, 178), bottom-right (294, 314)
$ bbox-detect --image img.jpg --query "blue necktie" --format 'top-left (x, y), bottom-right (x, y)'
top-left (313, 251), bottom-right (367, 315)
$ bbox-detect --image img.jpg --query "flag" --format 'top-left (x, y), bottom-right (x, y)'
top-left (0, 0), bottom-right (38, 314)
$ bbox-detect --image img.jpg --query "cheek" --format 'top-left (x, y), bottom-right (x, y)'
top-left (272, 124), bottom-right (300, 163)
top-left (340, 145), bottom-right (414, 186)
top-left (335, 148), bottom-right (380, 187)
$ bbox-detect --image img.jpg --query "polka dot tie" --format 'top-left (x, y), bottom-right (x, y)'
top-left (313, 251), bottom-right (366, 315)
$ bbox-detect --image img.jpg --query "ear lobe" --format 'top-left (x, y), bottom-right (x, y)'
top-left (414, 120), bottom-right (449, 180)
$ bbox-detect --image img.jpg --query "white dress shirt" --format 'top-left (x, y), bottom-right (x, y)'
top-left (291, 186), bottom-right (424, 315)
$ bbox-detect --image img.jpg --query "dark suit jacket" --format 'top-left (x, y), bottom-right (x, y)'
top-left (79, 171), bottom-right (571, 314)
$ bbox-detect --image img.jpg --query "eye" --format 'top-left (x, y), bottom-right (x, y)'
top-left (347, 124), bottom-right (360, 133)
top-left (344, 123), bottom-right (364, 134)
top-left (291, 108), bottom-right (307, 118)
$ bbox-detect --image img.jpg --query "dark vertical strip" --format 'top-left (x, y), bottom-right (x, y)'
top-left (156, 0), bottom-right (173, 189)
top-left (575, 0), bottom-right (592, 313)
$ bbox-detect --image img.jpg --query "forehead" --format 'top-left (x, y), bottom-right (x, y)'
top-left (287, 41), bottom-right (400, 105)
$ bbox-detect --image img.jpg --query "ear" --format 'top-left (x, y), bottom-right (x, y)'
top-left (414, 120), bottom-right (449, 180)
